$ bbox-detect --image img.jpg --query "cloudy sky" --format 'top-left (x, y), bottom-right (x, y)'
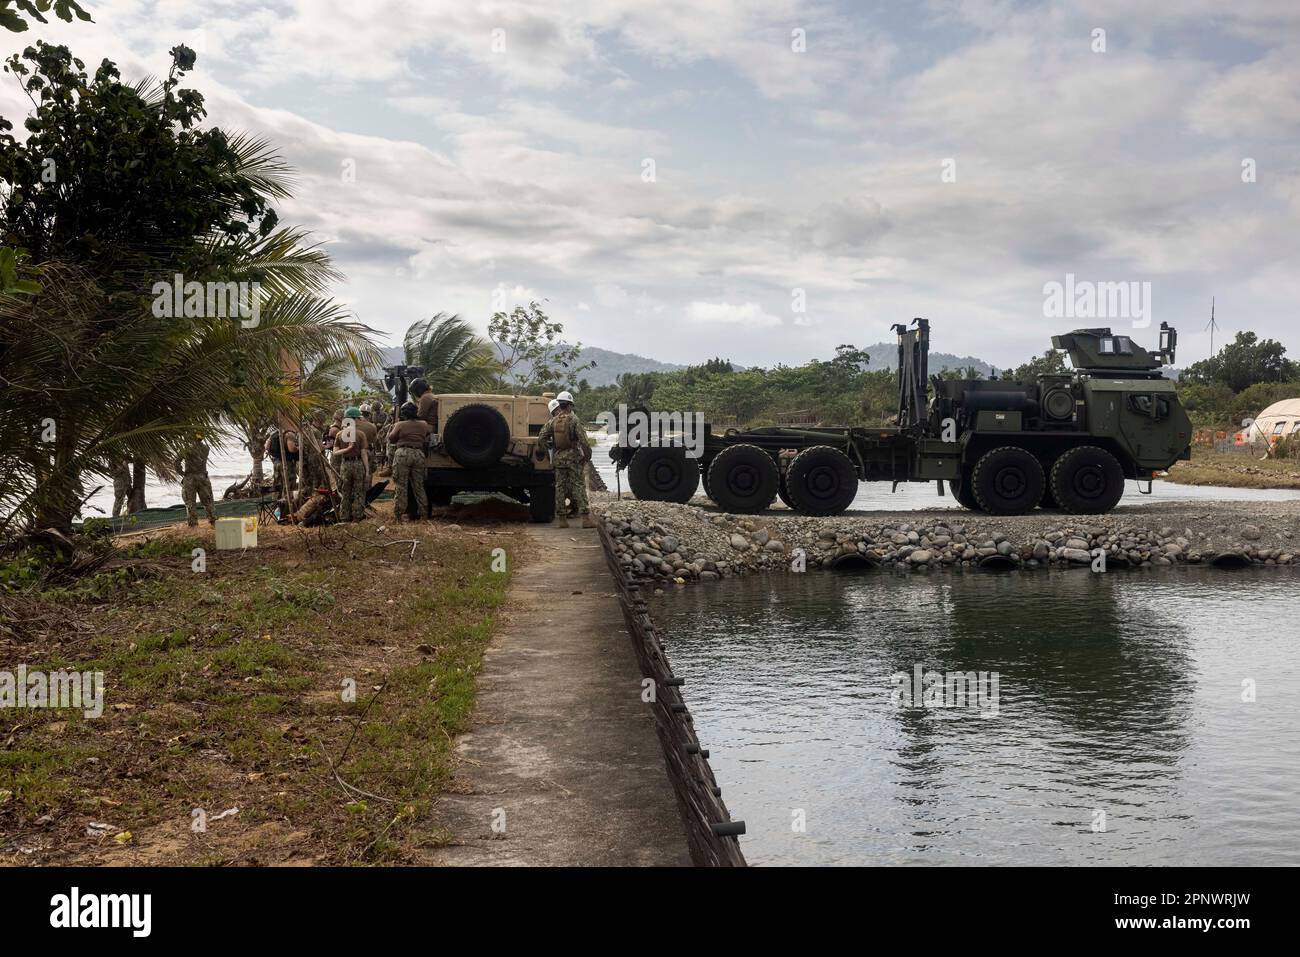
top-left (4, 0), bottom-right (1298, 370)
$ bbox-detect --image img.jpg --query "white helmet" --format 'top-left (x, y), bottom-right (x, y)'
top-left (556, 390), bottom-right (574, 404)
top-left (547, 399), bottom-right (559, 413)
top-left (359, 402), bottom-right (371, 413)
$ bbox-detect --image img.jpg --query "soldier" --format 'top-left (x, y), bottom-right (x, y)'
top-left (298, 417), bottom-right (330, 506)
top-left (355, 404), bottom-right (379, 483)
top-left (333, 406), bottom-right (369, 522)
top-left (410, 378), bottom-right (438, 434)
top-left (110, 454), bottom-right (132, 518)
top-left (175, 433), bottom-right (217, 527)
top-left (538, 390), bottom-right (595, 529)
top-left (387, 401), bottom-right (431, 522)
top-left (266, 428), bottom-right (300, 497)
top-left (325, 409), bottom-right (344, 455)
top-left (368, 401), bottom-right (391, 474)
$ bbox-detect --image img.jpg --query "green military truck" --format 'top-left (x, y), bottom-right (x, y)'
top-left (610, 320), bottom-right (1191, 516)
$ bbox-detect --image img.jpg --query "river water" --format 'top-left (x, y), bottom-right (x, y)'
top-left (649, 567), bottom-right (1300, 866)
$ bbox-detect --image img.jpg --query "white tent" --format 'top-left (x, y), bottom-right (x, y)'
top-left (1248, 398), bottom-right (1300, 444)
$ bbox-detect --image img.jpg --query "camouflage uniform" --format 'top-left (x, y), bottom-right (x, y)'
top-left (335, 429), bottom-right (369, 522)
top-left (539, 410), bottom-right (590, 518)
top-left (176, 440), bottom-right (216, 526)
top-left (390, 446), bottom-right (428, 519)
top-left (299, 430), bottom-right (329, 496)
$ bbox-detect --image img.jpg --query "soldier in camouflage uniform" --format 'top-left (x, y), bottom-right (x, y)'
top-left (538, 391), bottom-right (594, 529)
top-left (387, 401), bottom-right (430, 522)
top-left (299, 413), bottom-right (330, 505)
top-left (333, 406), bottom-right (370, 522)
top-left (175, 434), bottom-right (217, 527)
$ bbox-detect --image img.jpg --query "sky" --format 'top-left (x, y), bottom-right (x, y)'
top-left (3, 0), bottom-right (1298, 371)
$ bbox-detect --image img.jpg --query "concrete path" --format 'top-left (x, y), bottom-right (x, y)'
top-left (426, 523), bottom-right (690, 866)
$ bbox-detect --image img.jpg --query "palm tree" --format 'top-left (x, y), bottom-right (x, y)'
top-left (402, 312), bottom-right (497, 394)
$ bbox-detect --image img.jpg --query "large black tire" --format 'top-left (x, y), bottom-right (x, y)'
top-left (1050, 445), bottom-right (1125, 514)
top-left (707, 444), bottom-right (779, 513)
top-left (784, 445), bottom-right (858, 516)
top-left (948, 469), bottom-right (981, 511)
top-left (971, 446), bottom-right (1044, 515)
top-left (627, 447), bottom-right (699, 503)
top-left (528, 486), bottom-right (556, 523)
top-left (442, 404), bottom-right (511, 468)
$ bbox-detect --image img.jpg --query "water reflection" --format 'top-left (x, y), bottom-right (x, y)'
top-left (651, 568), bottom-right (1300, 865)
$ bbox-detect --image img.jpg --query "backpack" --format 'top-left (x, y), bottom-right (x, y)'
top-left (552, 411), bottom-right (574, 451)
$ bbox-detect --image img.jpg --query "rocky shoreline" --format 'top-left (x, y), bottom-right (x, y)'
top-left (597, 497), bottom-right (1300, 587)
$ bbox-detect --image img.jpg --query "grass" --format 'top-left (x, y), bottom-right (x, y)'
top-left (0, 516), bottom-right (520, 865)
top-left (1162, 449), bottom-right (1300, 489)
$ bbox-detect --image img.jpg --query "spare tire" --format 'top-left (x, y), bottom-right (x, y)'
top-left (707, 444), bottom-right (779, 513)
top-left (442, 403), bottom-right (511, 468)
top-left (785, 445), bottom-right (858, 516)
top-left (628, 446), bottom-right (699, 503)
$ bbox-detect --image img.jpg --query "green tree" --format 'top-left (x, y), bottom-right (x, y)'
top-left (1182, 331), bottom-right (1297, 393)
top-left (1010, 349), bottom-right (1068, 385)
top-left (402, 312), bottom-right (497, 394)
top-left (0, 0), bottom-right (91, 33)
top-left (0, 43), bottom-right (378, 535)
top-left (488, 300), bottom-right (594, 393)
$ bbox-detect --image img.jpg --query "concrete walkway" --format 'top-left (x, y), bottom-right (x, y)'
top-left (426, 523), bottom-right (690, 866)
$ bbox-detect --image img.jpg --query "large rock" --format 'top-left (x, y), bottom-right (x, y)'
top-left (729, 533), bottom-right (748, 550)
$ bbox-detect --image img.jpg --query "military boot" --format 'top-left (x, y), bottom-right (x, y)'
top-left (581, 513), bottom-right (597, 529)
top-left (556, 515), bottom-right (569, 528)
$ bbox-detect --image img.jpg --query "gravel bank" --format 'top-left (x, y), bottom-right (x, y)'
top-left (592, 494), bottom-right (1300, 587)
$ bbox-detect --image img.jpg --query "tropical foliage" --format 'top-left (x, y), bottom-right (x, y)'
top-left (403, 312), bottom-right (497, 394)
top-left (0, 42), bottom-right (379, 536)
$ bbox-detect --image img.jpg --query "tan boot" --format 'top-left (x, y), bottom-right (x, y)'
top-left (556, 515), bottom-right (569, 528)
top-left (581, 513), bottom-right (597, 529)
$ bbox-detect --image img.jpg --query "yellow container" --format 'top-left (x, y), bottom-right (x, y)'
top-left (215, 516), bottom-right (258, 550)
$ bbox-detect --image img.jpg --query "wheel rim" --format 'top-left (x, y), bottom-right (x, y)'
top-left (648, 457), bottom-right (681, 493)
top-left (993, 466), bottom-right (1028, 501)
top-left (1071, 464), bottom-right (1107, 500)
top-left (726, 464), bottom-right (760, 497)
top-left (804, 464), bottom-right (841, 503)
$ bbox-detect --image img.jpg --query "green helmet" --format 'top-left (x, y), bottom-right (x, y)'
top-left (345, 405), bottom-right (361, 418)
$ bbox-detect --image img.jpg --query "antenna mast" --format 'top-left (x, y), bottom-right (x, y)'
top-left (1205, 297), bottom-right (1219, 357)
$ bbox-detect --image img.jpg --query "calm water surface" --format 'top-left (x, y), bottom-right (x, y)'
top-left (650, 568), bottom-right (1300, 865)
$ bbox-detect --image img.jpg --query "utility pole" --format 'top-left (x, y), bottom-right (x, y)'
top-left (1205, 296), bottom-right (1219, 357)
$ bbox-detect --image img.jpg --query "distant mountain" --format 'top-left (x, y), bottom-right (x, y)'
top-left (341, 344), bottom-right (684, 394)
top-left (860, 342), bottom-right (995, 377)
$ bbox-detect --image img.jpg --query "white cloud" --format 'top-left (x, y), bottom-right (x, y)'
top-left (687, 301), bottom-right (782, 327)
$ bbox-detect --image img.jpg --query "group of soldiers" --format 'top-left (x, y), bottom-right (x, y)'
top-left (124, 379), bottom-right (595, 530)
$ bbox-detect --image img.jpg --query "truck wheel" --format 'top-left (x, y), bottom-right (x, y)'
top-left (627, 447), bottom-right (699, 503)
top-left (972, 446), bottom-right (1044, 515)
top-left (527, 486), bottom-right (556, 523)
top-left (442, 403), bottom-right (511, 468)
top-left (785, 446), bottom-right (858, 516)
top-left (707, 444), bottom-right (779, 513)
top-left (1049, 446), bottom-right (1125, 514)
top-left (949, 470), bottom-right (981, 511)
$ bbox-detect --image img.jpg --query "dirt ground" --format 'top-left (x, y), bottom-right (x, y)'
top-left (1, 501), bottom-right (528, 865)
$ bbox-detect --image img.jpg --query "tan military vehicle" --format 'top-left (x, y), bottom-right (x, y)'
top-left (382, 366), bottom-right (556, 522)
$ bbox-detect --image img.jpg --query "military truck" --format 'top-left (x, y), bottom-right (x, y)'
top-left (383, 366), bottom-right (555, 522)
top-left (610, 320), bottom-right (1191, 516)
